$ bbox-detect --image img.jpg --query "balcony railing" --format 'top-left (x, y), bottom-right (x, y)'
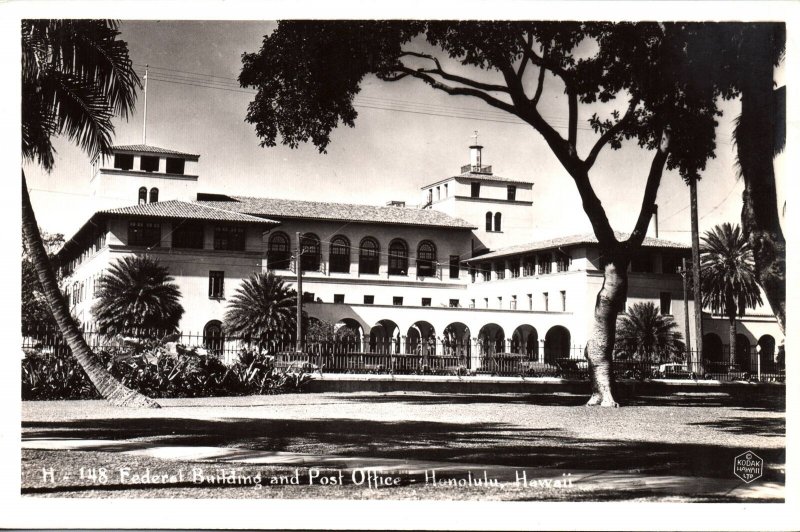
top-left (461, 164), bottom-right (493, 174)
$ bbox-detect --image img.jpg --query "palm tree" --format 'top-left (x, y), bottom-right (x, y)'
top-left (614, 302), bottom-right (685, 363)
top-left (223, 272), bottom-right (299, 348)
top-left (700, 223), bottom-right (763, 363)
top-left (21, 20), bottom-right (158, 407)
top-left (92, 256), bottom-right (184, 335)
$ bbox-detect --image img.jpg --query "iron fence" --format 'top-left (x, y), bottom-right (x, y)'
top-left (21, 327), bottom-right (785, 382)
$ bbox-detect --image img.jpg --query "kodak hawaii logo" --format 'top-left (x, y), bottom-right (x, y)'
top-left (734, 451), bottom-right (764, 483)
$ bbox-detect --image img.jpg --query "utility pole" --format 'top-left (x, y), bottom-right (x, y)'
top-left (142, 65), bottom-right (148, 144)
top-left (689, 175), bottom-right (704, 369)
top-left (296, 231), bottom-right (304, 353)
top-left (679, 257), bottom-right (691, 368)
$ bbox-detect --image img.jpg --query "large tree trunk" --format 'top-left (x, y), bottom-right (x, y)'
top-left (585, 254), bottom-right (628, 407)
top-left (22, 172), bottom-right (160, 408)
top-left (737, 25), bottom-right (786, 333)
top-left (728, 318), bottom-right (737, 365)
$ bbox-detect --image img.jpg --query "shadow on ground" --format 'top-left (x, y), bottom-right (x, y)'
top-left (23, 414), bottom-right (785, 482)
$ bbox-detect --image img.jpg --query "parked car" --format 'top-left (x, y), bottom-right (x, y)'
top-left (657, 363), bottom-right (693, 379)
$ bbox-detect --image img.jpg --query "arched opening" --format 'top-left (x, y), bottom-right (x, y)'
top-left (359, 237), bottom-right (380, 274)
top-left (406, 321), bottom-right (436, 356)
top-left (443, 322), bottom-right (471, 360)
top-left (370, 319), bottom-right (399, 354)
top-left (300, 233), bottom-right (321, 272)
top-left (388, 239), bottom-right (408, 276)
top-left (735, 334), bottom-right (751, 370)
top-left (757, 334), bottom-right (776, 368)
top-left (544, 326), bottom-right (571, 364)
top-left (334, 318), bottom-right (363, 353)
top-left (478, 323), bottom-right (505, 356)
top-left (138, 186), bottom-right (147, 205)
top-left (329, 235), bottom-right (351, 273)
top-left (267, 232), bottom-right (291, 270)
top-left (149, 187), bottom-right (159, 203)
top-left (703, 333), bottom-right (724, 363)
top-left (416, 240), bottom-right (437, 278)
top-left (485, 211), bottom-right (492, 231)
top-left (203, 320), bottom-right (224, 357)
top-left (494, 212), bottom-right (502, 232)
top-left (512, 325), bottom-right (539, 360)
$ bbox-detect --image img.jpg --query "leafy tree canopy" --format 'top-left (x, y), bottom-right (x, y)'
top-left (21, 230), bottom-right (64, 331)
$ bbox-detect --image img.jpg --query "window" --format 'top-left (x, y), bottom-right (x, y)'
top-left (114, 153), bottom-right (134, 170)
top-left (484, 298), bottom-right (489, 309)
top-left (302, 292), bottom-right (315, 303)
top-left (470, 299), bottom-right (475, 309)
top-left (449, 255), bottom-right (460, 279)
top-left (507, 185), bottom-right (516, 201)
top-left (523, 257), bottom-right (535, 276)
top-left (393, 296), bottom-right (404, 306)
top-left (416, 240), bottom-right (437, 278)
top-left (128, 221), bottom-right (161, 247)
top-left (208, 271), bottom-right (224, 299)
top-left (498, 296), bottom-right (503, 308)
top-left (660, 292), bottom-right (672, 315)
top-left (421, 297), bottom-right (431, 307)
top-left (527, 293), bottom-right (533, 310)
top-left (359, 237), bottom-right (380, 274)
top-left (543, 292), bottom-right (549, 312)
top-left (444, 184), bottom-right (448, 197)
top-left (538, 254), bottom-right (552, 275)
top-left (427, 189), bottom-right (433, 204)
top-left (267, 232), bottom-right (291, 270)
top-left (510, 295), bottom-right (517, 310)
top-left (138, 186), bottom-right (147, 205)
top-left (556, 254), bottom-right (570, 272)
top-left (449, 299), bottom-right (459, 308)
top-left (214, 226), bottom-right (245, 251)
top-left (436, 186), bottom-right (441, 200)
top-left (662, 254), bottom-right (681, 274)
top-left (329, 236), bottom-right (351, 273)
top-left (485, 211), bottom-right (493, 231)
top-left (494, 212), bottom-right (502, 232)
top-left (334, 294), bottom-right (345, 304)
top-left (364, 295), bottom-right (374, 305)
top-left (140, 155), bottom-right (159, 172)
top-left (166, 157), bottom-right (185, 174)
top-left (631, 255), bottom-right (654, 273)
top-left (471, 182), bottom-right (481, 198)
top-left (172, 222), bottom-right (204, 249)
top-left (509, 260), bottom-right (520, 278)
top-left (300, 233), bottom-right (321, 271)
top-left (481, 264), bottom-right (491, 282)
top-left (203, 320), bottom-right (224, 355)
top-left (495, 262), bottom-right (505, 280)
top-left (149, 187), bottom-right (159, 203)
top-left (388, 239), bottom-right (408, 275)
top-left (561, 291), bottom-right (567, 311)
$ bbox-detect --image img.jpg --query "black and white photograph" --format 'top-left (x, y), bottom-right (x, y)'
top-left (2, 2), bottom-right (797, 529)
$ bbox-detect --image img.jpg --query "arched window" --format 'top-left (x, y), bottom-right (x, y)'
top-left (494, 212), bottom-right (502, 232)
top-left (267, 232), bottom-right (291, 270)
top-left (388, 239), bottom-right (408, 276)
top-left (138, 186), bottom-right (147, 205)
top-left (417, 240), bottom-right (437, 278)
top-left (203, 320), bottom-right (224, 356)
top-left (359, 237), bottom-right (380, 275)
top-left (329, 236), bottom-right (351, 273)
top-left (149, 187), bottom-right (159, 203)
top-left (300, 233), bottom-right (321, 272)
top-left (485, 211), bottom-right (493, 231)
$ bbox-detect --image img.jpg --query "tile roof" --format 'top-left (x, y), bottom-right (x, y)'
top-left (100, 200), bottom-right (277, 224)
top-left (112, 144), bottom-right (200, 158)
top-left (194, 196), bottom-right (477, 229)
top-left (466, 231), bottom-right (689, 262)
top-left (455, 171), bottom-right (533, 185)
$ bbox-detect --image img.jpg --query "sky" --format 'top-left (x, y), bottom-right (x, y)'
top-left (22, 20), bottom-right (787, 245)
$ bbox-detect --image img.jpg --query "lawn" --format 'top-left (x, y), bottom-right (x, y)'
top-left (21, 390), bottom-right (785, 501)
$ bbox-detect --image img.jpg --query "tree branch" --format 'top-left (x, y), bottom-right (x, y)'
top-left (567, 88), bottom-right (578, 149)
top-left (531, 47), bottom-right (548, 108)
top-left (516, 32), bottom-right (534, 80)
top-left (584, 101), bottom-right (637, 170)
top-left (628, 130), bottom-right (671, 246)
top-left (399, 51), bottom-right (509, 93)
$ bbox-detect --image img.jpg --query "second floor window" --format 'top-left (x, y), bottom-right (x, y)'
top-left (214, 226), bottom-right (245, 251)
top-left (267, 232), bottom-right (291, 270)
top-left (388, 239), bottom-right (408, 275)
top-left (300, 233), bottom-right (321, 271)
top-left (359, 237), bottom-right (380, 274)
top-left (128, 221), bottom-right (161, 247)
top-left (507, 185), bottom-right (516, 201)
top-left (494, 212), bottom-right (502, 232)
top-left (471, 182), bottom-right (480, 198)
top-left (149, 187), bottom-right (159, 203)
top-left (449, 255), bottom-right (460, 279)
top-left (538, 254), bottom-right (552, 275)
top-left (485, 211), bottom-right (492, 231)
top-left (329, 236), bottom-right (351, 273)
top-left (172, 222), bottom-right (204, 249)
top-left (416, 240), bottom-right (437, 278)
top-left (556, 254), bottom-right (570, 272)
top-left (138, 186), bottom-right (147, 205)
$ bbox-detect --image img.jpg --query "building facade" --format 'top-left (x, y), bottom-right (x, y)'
top-left (57, 142), bottom-right (783, 366)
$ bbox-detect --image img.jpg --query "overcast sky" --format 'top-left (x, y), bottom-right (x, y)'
top-left (23, 20), bottom-right (786, 245)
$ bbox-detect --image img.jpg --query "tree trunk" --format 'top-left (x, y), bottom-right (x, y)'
top-left (585, 254), bottom-right (627, 407)
top-left (22, 172), bottom-right (160, 408)
top-left (728, 318), bottom-right (737, 365)
top-left (737, 25), bottom-right (786, 333)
